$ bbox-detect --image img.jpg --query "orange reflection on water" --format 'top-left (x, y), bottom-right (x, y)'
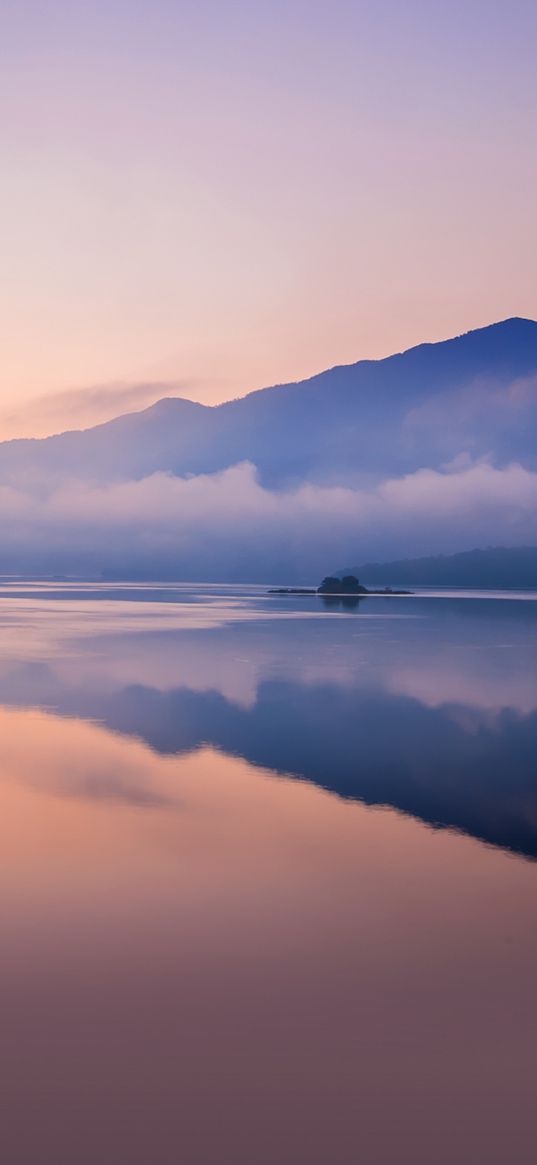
top-left (0, 706), bottom-right (535, 1164)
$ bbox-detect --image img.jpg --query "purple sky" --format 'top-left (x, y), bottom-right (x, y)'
top-left (1, 0), bottom-right (536, 435)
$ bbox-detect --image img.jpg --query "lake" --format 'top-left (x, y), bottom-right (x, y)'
top-left (0, 582), bottom-right (536, 1164)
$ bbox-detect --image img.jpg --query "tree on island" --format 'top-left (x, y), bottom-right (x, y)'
top-left (318, 575), bottom-right (366, 595)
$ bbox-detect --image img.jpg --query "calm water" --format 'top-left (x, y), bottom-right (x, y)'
top-left (0, 582), bottom-right (536, 1163)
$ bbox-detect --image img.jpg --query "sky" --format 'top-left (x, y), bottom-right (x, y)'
top-left (1, 0), bottom-right (537, 438)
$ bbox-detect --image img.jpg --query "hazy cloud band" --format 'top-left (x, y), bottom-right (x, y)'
top-left (0, 459), bottom-right (535, 580)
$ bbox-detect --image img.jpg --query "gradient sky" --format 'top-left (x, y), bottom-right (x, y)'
top-left (1, 0), bottom-right (536, 436)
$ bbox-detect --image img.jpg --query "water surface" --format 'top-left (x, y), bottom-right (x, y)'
top-left (0, 583), bottom-right (536, 1163)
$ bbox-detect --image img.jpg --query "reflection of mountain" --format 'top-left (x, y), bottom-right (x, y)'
top-left (0, 587), bottom-right (536, 859)
top-left (2, 666), bottom-right (537, 861)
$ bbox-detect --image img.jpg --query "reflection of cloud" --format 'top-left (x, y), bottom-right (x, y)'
top-left (0, 706), bottom-right (178, 810)
top-left (74, 772), bottom-right (175, 810)
top-left (0, 598), bottom-right (376, 710)
top-left (386, 662), bottom-right (537, 718)
top-left (0, 598), bottom-right (536, 858)
top-left (0, 584), bottom-right (536, 720)
top-left (0, 458), bottom-right (536, 577)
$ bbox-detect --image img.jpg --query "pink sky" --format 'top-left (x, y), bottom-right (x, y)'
top-left (1, 0), bottom-right (536, 437)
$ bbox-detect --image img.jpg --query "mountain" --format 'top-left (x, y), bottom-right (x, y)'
top-left (1, 317), bottom-right (537, 489)
top-left (0, 317), bottom-right (536, 580)
top-left (349, 546), bottom-right (537, 589)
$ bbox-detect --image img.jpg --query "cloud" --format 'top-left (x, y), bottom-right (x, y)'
top-left (0, 381), bottom-right (194, 439)
top-left (401, 374), bottom-right (537, 461)
top-left (0, 458), bottom-right (535, 580)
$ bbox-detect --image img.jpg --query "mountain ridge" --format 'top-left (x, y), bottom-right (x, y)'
top-left (349, 545), bottom-right (537, 589)
top-left (4, 316), bottom-right (536, 442)
top-left (217, 315), bottom-right (537, 408)
top-left (0, 316), bottom-right (536, 489)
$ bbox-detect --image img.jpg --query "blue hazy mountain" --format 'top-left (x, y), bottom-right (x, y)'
top-left (347, 545), bottom-right (537, 589)
top-left (1, 317), bottom-right (536, 488)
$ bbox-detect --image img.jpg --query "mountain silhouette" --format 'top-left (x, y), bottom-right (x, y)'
top-left (347, 545), bottom-right (537, 589)
top-left (1, 317), bottom-right (536, 488)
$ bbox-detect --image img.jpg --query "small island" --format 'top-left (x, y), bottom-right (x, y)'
top-left (268, 574), bottom-right (413, 596)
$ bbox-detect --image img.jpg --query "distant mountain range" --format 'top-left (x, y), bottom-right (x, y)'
top-left (1, 316), bottom-right (537, 489)
top-left (347, 546), bottom-right (537, 589)
top-left (0, 317), bottom-right (536, 580)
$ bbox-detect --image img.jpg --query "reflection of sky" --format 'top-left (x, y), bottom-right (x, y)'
top-left (0, 704), bottom-right (536, 1163)
top-left (0, 583), bottom-right (536, 714)
top-left (0, 585), bottom-right (537, 857)
top-left (0, 586), bottom-right (536, 1159)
